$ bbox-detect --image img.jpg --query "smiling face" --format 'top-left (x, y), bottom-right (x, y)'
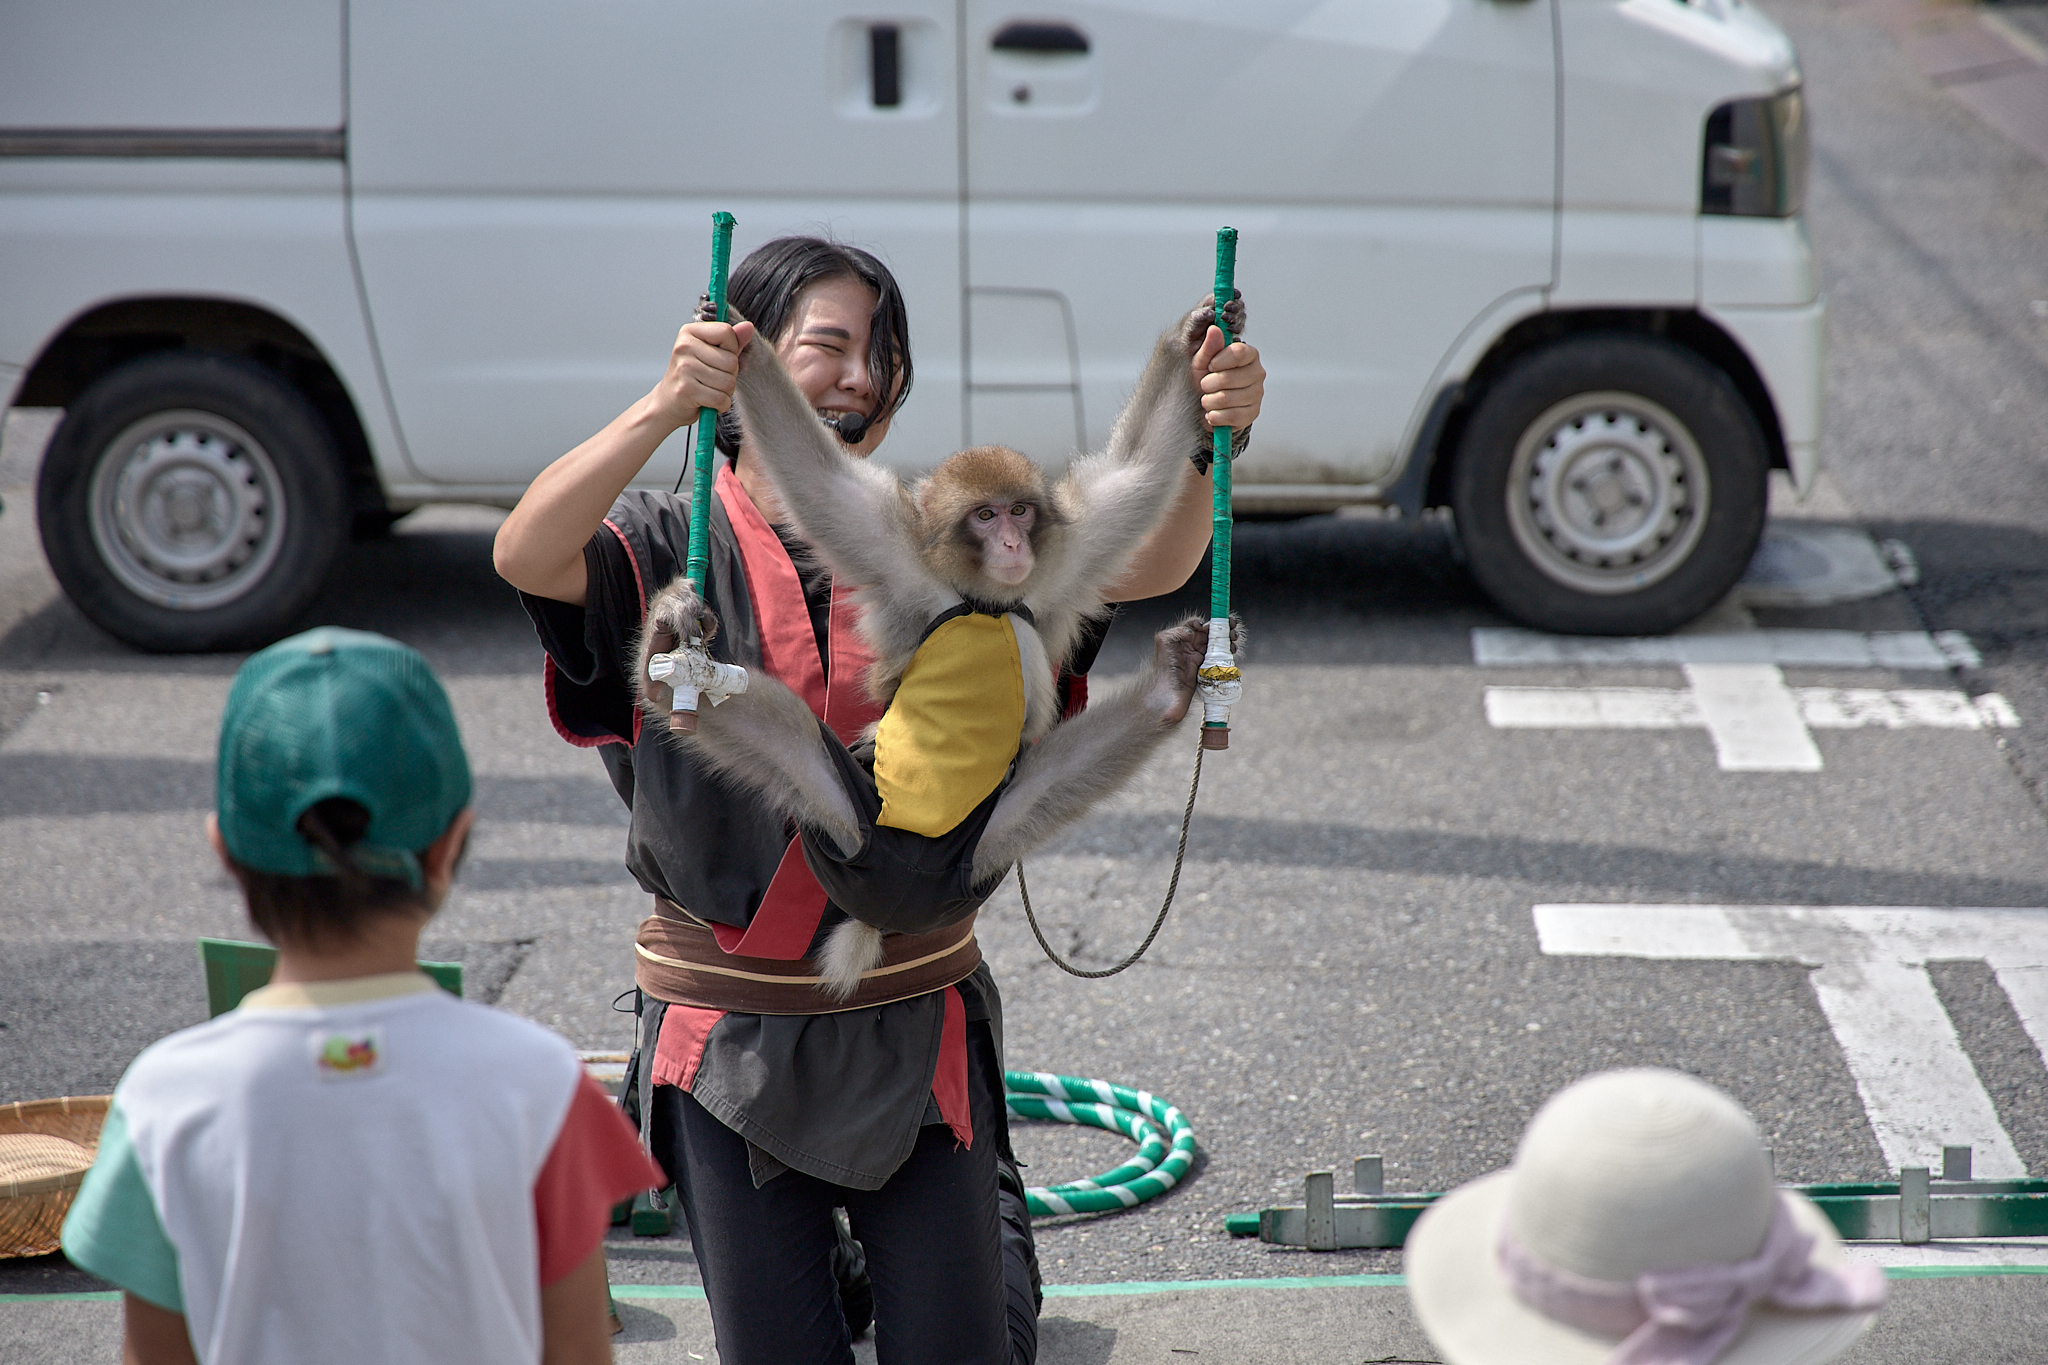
top-left (775, 275), bottom-right (897, 457)
top-left (969, 499), bottom-right (1038, 586)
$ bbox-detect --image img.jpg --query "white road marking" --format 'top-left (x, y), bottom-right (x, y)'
top-left (1486, 687), bottom-right (2019, 732)
top-left (1474, 629), bottom-right (2006, 771)
top-left (1485, 687), bottom-right (1702, 728)
top-left (1684, 663), bottom-right (1823, 771)
top-left (1534, 904), bottom-right (2048, 1178)
top-left (1473, 627), bottom-right (1980, 670)
top-left (1990, 965), bottom-right (2048, 1079)
top-left (1799, 689), bottom-right (2021, 729)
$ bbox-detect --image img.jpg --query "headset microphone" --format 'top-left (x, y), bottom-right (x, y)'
top-left (826, 410), bottom-right (875, 444)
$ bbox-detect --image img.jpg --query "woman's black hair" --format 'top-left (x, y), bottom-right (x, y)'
top-left (714, 236), bottom-right (914, 460)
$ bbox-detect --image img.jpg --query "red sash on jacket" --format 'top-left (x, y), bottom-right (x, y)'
top-left (708, 463), bottom-right (884, 959)
top-left (656, 468), bottom-right (968, 1146)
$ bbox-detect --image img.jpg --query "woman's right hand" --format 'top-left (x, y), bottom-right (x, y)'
top-left (496, 307), bottom-right (758, 605)
top-left (651, 312), bottom-right (757, 431)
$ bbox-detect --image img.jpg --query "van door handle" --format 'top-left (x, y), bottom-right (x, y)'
top-left (990, 21), bottom-right (1089, 54)
top-left (870, 23), bottom-right (902, 107)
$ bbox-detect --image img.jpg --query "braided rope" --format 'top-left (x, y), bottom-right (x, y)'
top-left (1016, 733), bottom-right (1205, 978)
top-left (1003, 1070), bottom-right (1197, 1216)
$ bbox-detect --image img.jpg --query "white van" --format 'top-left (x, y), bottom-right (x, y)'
top-left (0, 0), bottom-right (1816, 650)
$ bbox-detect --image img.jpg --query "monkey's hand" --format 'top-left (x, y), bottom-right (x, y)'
top-left (1183, 294), bottom-right (1262, 437)
top-left (1179, 293), bottom-right (1247, 356)
top-left (696, 293), bottom-right (755, 334)
top-left (1144, 615), bottom-right (1246, 725)
top-left (697, 294), bottom-right (758, 373)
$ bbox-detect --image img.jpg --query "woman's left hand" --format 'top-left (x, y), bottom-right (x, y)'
top-left (1191, 326), bottom-right (1264, 433)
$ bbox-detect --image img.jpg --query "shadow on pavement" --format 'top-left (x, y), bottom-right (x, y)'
top-left (1062, 811), bottom-right (2048, 909)
top-left (4, 507), bottom-right (2045, 681)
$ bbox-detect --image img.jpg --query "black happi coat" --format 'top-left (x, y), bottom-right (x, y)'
top-left (522, 481), bottom-right (1004, 1188)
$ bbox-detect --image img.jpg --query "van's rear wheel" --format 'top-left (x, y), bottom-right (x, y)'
top-left (1449, 334), bottom-right (1767, 635)
top-left (37, 352), bottom-right (348, 652)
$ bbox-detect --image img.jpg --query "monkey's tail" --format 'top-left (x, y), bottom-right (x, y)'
top-left (815, 918), bottom-right (886, 1001)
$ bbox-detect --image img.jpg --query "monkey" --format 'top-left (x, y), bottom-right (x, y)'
top-left (635, 295), bottom-right (1245, 996)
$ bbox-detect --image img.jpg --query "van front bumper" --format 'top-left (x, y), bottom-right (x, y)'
top-left (1703, 296), bottom-right (1827, 494)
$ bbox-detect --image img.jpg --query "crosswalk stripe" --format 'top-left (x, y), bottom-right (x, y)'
top-left (1473, 627), bottom-right (1979, 669)
top-left (1535, 904), bottom-right (2048, 1178)
top-left (1485, 687), bottom-right (2019, 731)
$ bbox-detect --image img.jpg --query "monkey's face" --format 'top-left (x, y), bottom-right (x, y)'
top-left (968, 501), bottom-right (1038, 586)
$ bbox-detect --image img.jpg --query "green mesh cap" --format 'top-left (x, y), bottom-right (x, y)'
top-left (216, 628), bottom-right (472, 888)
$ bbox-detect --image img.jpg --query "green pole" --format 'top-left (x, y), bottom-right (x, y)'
top-left (686, 211), bottom-right (737, 590)
top-left (1209, 227), bottom-right (1237, 623)
top-left (1197, 227), bottom-right (1242, 751)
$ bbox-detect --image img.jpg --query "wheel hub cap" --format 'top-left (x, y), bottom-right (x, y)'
top-left (1505, 393), bottom-right (1710, 596)
top-left (88, 413), bottom-right (289, 611)
top-left (1540, 417), bottom-right (1673, 557)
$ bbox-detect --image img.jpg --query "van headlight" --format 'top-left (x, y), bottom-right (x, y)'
top-left (1701, 86), bottom-right (1807, 218)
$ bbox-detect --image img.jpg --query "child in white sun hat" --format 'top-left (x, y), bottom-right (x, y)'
top-left (1406, 1068), bottom-right (1887, 1365)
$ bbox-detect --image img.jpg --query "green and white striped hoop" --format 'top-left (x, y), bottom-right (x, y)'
top-left (1003, 1070), bottom-right (1198, 1216)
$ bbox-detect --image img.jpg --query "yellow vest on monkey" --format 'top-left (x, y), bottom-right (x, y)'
top-left (873, 611), bottom-right (1027, 837)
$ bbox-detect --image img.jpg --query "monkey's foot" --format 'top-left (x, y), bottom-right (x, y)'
top-left (648, 646), bottom-right (750, 732)
top-left (645, 581), bottom-right (719, 651)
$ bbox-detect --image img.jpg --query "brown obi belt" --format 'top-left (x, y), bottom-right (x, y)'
top-left (635, 900), bottom-right (982, 1015)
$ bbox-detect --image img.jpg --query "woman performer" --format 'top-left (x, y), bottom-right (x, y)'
top-left (494, 237), bottom-right (1264, 1365)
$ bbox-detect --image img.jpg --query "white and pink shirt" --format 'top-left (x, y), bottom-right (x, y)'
top-left (64, 971), bottom-right (660, 1365)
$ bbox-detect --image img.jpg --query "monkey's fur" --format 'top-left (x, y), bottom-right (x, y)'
top-left (636, 298), bottom-right (1242, 996)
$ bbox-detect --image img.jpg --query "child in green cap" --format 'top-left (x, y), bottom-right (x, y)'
top-left (61, 627), bottom-right (661, 1365)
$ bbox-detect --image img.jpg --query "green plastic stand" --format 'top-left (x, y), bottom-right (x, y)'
top-left (630, 1187), bottom-right (673, 1236)
top-left (198, 936), bottom-right (462, 1017)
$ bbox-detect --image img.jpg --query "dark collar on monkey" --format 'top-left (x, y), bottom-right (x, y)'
top-left (919, 599), bottom-right (1034, 647)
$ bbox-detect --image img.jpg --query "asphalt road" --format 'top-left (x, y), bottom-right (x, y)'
top-left (5, 0), bottom-right (2048, 1357)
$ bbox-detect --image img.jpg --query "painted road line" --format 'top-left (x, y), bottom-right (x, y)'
top-left (1801, 690), bottom-right (2021, 729)
top-left (1485, 687), bottom-right (1701, 728)
top-left (1486, 687), bottom-right (2020, 731)
top-left (604, 1265), bottom-right (2048, 1296)
top-left (1472, 627), bottom-right (1980, 669)
top-left (1534, 904), bottom-right (2048, 1179)
top-left (1684, 663), bottom-right (1823, 771)
top-left (1807, 954), bottom-right (2022, 1179)
top-left (22, 1262), bottom-right (2048, 1307)
top-left (1987, 965), bottom-right (2048, 1080)
top-left (1475, 627), bottom-right (2008, 772)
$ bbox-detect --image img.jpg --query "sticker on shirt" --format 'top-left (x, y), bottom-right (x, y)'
top-left (311, 1028), bottom-right (384, 1079)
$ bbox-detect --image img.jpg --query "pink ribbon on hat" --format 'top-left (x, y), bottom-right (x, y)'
top-left (1496, 1194), bottom-right (1888, 1365)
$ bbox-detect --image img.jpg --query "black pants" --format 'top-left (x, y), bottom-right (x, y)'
top-left (652, 1021), bottom-right (1038, 1365)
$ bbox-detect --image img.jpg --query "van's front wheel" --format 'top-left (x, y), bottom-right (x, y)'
top-left (36, 352), bottom-right (349, 652)
top-left (1448, 334), bottom-right (1767, 636)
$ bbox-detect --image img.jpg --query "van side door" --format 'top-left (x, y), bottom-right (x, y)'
top-left (347, 1), bottom-right (964, 493)
top-left (963, 1), bottom-right (1557, 491)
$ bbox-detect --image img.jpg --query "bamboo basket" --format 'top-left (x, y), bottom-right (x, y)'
top-left (0, 1096), bottom-right (110, 1259)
